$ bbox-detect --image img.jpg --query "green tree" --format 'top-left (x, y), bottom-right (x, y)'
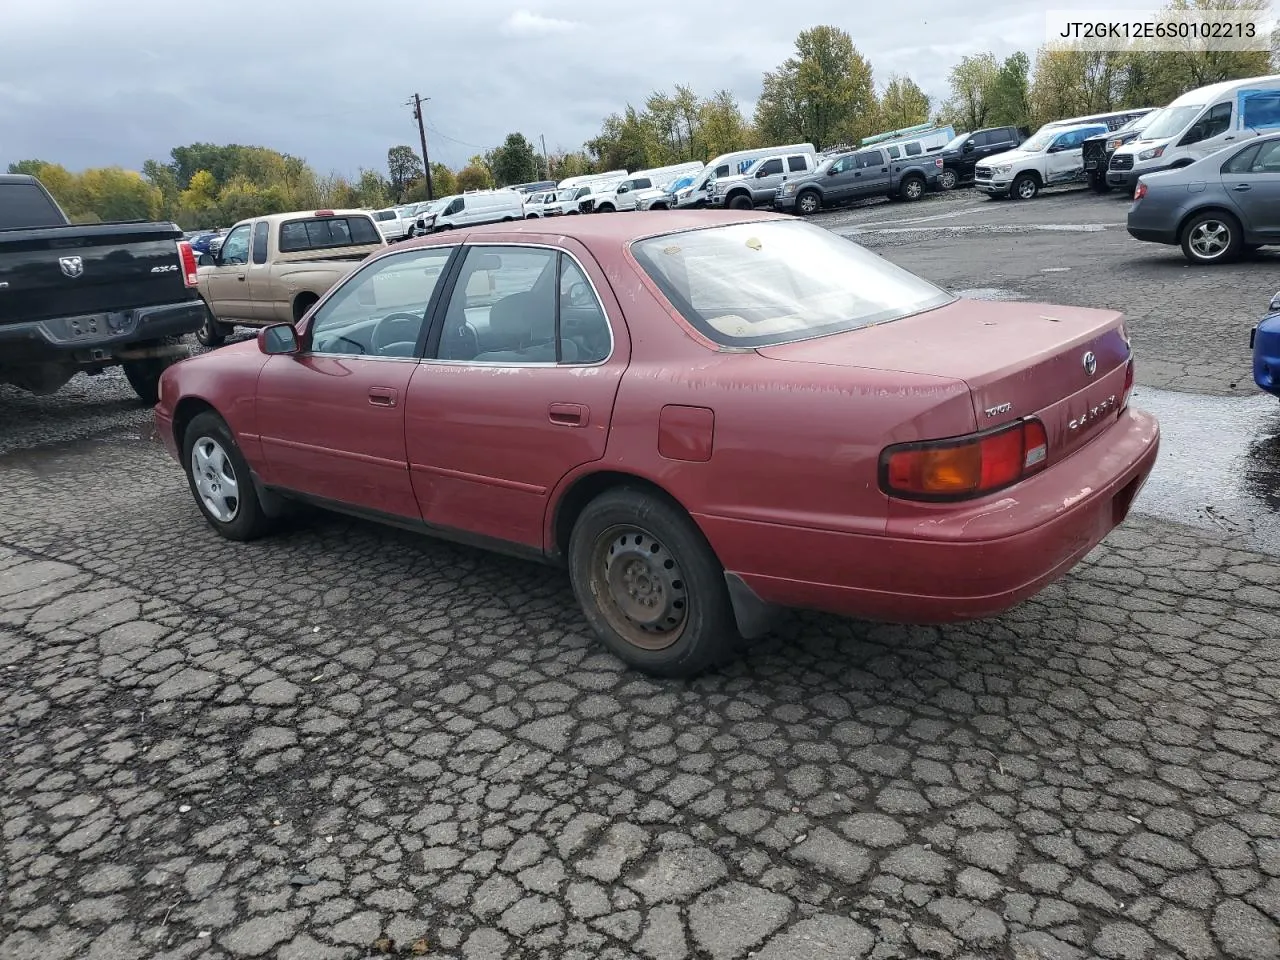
top-left (879, 75), bottom-right (931, 129)
top-left (489, 133), bottom-right (539, 186)
top-left (456, 163), bottom-right (494, 191)
top-left (943, 53), bottom-right (1000, 132)
top-left (355, 169), bottom-right (391, 208)
top-left (699, 90), bottom-right (756, 156)
top-left (387, 145), bottom-right (424, 200)
top-left (587, 107), bottom-right (653, 170)
top-left (754, 26), bottom-right (876, 149)
top-left (988, 52), bottom-right (1031, 127)
top-left (6, 159), bottom-right (48, 176)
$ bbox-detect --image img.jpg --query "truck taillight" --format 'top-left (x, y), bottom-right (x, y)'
top-left (880, 419), bottom-right (1049, 502)
top-left (935, 157), bottom-right (944, 167)
top-left (176, 241), bottom-right (199, 287)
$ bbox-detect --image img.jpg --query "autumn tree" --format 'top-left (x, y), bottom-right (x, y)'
top-left (456, 163), bottom-right (494, 192)
top-left (879, 75), bottom-right (931, 129)
top-left (988, 52), bottom-right (1032, 127)
top-left (700, 91), bottom-right (757, 156)
top-left (386, 145), bottom-right (424, 200)
top-left (942, 54), bottom-right (1000, 132)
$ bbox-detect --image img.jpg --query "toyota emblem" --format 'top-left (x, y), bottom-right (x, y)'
top-left (1082, 351), bottom-right (1097, 376)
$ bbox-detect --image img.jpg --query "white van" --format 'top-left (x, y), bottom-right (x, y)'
top-left (425, 190), bottom-right (525, 231)
top-left (673, 144), bottom-right (817, 208)
top-left (974, 122), bottom-right (1109, 200)
top-left (1108, 76), bottom-right (1280, 192)
top-left (580, 161), bottom-right (704, 212)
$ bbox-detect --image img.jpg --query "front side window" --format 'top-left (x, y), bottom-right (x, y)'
top-left (219, 224), bottom-right (251, 265)
top-left (308, 247), bottom-right (454, 358)
top-left (757, 158), bottom-right (784, 176)
top-left (446, 198), bottom-right (464, 215)
top-left (632, 220), bottom-right (953, 349)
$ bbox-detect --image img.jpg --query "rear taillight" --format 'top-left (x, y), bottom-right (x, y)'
top-left (880, 418), bottom-right (1049, 502)
top-left (1134, 182), bottom-right (1147, 201)
top-left (176, 241), bottom-right (199, 287)
top-left (1121, 357), bottom-right (1135, 409)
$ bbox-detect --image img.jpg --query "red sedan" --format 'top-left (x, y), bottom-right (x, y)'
top-left (156, 210), bottom-right (1159, 677)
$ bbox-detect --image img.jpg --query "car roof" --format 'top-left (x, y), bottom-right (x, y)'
top-left (397, 209), bottom-right (791, 253)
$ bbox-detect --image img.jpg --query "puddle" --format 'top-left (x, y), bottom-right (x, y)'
top-left (952, 287), bottom-right (1026, 301)
top-left (1130, 386), bottom-right (1280, 554)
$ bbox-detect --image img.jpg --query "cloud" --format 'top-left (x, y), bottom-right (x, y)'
top-left (501, 10), bottom-right (581, 35)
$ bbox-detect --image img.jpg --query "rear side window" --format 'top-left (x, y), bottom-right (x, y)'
top-left (278, 215), bottom-right (380, 253)
top-left (855, 150), bottom-right (883, 169)
top-left (787, 156), bottom-right (808, 172)
top-left (905, 142), bottom-right (922, 156)
top-left (0, 181), bottom-right (66, 229)
top-left (251, 222), bottom-right (269, 264)
top-left (886, 145), bottom-right (901, 159)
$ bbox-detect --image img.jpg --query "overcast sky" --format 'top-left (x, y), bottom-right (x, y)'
top-left (2, 0), bottom-right (1059, 178)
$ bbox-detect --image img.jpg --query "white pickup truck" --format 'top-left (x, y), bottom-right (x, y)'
top-left (974, 123), bottom-right (1108, 200)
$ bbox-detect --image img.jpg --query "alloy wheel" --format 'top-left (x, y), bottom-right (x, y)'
top-left (190, 436), bottom-right (240, 523)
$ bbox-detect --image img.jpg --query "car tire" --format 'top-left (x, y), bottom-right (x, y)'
top-left (900, 175), bottom-right (925, 201)
top-left (728, 194), bottom-right (753, 211)
top-left (1181, 210), bottom-right (1243, 264)
top-left (122, 337), bottom-right (185, 405)
top-left (182, 411), bottom-right (274, 542)
top-left (1012, 173), bottom-right (1039, 200)
top-left (938, 169), bottom-right (958, 190)
top-left (568, 487), bottom-right (741, 678)
top-left (597, 204), bottom-right (615, 213)
top-left (796, 190), bottom-right (822, 215)
top-left (196, 308), bottom-right (228, 348)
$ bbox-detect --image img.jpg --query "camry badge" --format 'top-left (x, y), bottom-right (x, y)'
top-left (59, 256), bottom-right (84, 278)
top-left (1082, 351), bottom-right (1097, 376)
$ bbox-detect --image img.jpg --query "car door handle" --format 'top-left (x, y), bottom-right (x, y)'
top-left (236, 275), bottom-right (246, 281)
top-left (1234, 183), bottom-right (1252, 191)
top-left (549, 402), bottom-right (587, 426)
top-left (368, 387), bottom-right (399, 407)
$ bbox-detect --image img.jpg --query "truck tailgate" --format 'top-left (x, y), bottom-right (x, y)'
top-left (0, 221), bottom-right (195, 326)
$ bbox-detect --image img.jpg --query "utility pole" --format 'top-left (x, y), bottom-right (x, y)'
top-left (409, 94), bottom-right (434, 201)
top-left (540, 134), bottom-right (550, 181)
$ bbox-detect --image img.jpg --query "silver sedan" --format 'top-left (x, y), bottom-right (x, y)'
top-left (1126, 132), bottom-right (1280, 264)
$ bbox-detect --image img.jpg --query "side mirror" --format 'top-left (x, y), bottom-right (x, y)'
top-left (963, 141), bottom-right (976, 152)
top-left (617, 185), bottom-right (629, 194)
top-left (258, 323), bottom-right (298, 355)
top-left (198, 253), bottom-right (215, 267)
top-left (826, 167), bottom-right (838, 176)
top-left (1269, 290), bottom-right (1280, 313)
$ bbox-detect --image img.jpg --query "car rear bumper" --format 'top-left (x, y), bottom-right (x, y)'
top-left (1253, 314), bottom-right (1280, 398)
top-left (1126, 222), bottom-right (1178, 245)
top-left (698, 408), bottom-right (1160, 624)
top-left (0, 299), bottom-right (205, 362)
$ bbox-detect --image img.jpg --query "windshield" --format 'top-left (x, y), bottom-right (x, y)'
top-left (942, 133), bottom-right (970, 151)
top-left (555, 189), bottom-right (577, 201)
top-left (631, 220), bottom-right (954, 349)
top-left (1140, 105), bottom-right (1203, 140)
top-left (1020, 130), bottom-right (1058, 152)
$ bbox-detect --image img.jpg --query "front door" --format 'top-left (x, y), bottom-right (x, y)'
top-left (255, 243), bottom-right (458, 519)
top-left (405, 240), bottom-right (627, 550)
top-left (1045, 131), bottom-right (1085, 184)
top-left (857, 149), bottom-right (891, 197)
top-left (205, 223), bottom-right (253, 320)
top-left (823, 155), bottom-right (859, 201)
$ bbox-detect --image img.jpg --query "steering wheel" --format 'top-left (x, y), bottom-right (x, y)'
top-left (371, 312), bottom-right (424, 354)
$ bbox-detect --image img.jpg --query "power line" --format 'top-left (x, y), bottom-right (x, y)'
top-left (425, 124), bottom-right (487, 151)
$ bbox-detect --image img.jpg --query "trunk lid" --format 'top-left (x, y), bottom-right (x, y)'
top-left (756, 298), bottom-right (1132, 464)
top-left (0, 221), bottom-right (195, 326)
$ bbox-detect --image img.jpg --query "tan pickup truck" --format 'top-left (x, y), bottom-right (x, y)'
top-left (194, 208), bottom-right (385, 347)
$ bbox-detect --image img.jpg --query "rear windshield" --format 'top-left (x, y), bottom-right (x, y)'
top-left (631, 220), bottom-right (953, 348)
top-left (0, 181), bottom-right (66, 229)
top-left (278, 215), bottom-right (380, 253)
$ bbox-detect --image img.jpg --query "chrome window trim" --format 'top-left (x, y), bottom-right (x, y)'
top-left (306, 244), bottom-right (457, 361)
top-left (421, 241), bottom-right (616, 369)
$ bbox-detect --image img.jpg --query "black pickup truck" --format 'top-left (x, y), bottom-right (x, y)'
top-left (1082, 109), bottom-right (1159, 193)
top-left (0, 174), bottom-right (204, 403)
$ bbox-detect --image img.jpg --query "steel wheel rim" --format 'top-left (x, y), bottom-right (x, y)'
top-left (590, 524), bottom-right (688, 651)
top-left (1189, 220), bottom-right (1230, 259)
top-left (798, 193), bottom-right (819, 214)
top-left (1016, 179), bottom-right (1036, 199)
top-left (190, 436), bottom-right (240, 523)
top-left (940, 170), bottom-right (956, 189)
top-left (905, 180), bottom-right (922, 199)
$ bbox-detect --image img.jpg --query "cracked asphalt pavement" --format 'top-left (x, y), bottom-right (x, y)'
top-left (2, 186), bottom-right (1280, 959)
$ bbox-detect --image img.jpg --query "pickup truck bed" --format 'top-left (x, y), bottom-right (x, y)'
top-left (0, 175), bottom-right (204, 401)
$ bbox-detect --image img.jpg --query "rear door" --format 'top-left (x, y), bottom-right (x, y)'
top-left (1222, 138), bottom-right (1280, 239)
top-left (404, 239), bottom-right (628, 549)
top-left (245, 220), bottom-right (273, 322)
